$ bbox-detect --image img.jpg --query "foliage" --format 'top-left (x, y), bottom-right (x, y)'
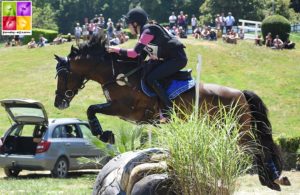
top-left (32, 5), bottom-right (58, 30)
top-left (276, 136), bottom-right (300, 170)
top-left (291, 0), bottom-right (300, 12)
top-left (153, 106), bottom-right (253, 194)
top-left (200, 0), bottom-right (265, 25)
top-left (261, 14), bottom-right (291, 42)
top-left (22, 28), bottom-right (58, 44)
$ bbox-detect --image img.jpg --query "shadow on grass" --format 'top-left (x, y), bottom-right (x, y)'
top-left (3, 170), bottom-right (99, 180)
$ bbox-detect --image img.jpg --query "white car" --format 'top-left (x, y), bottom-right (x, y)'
top-left (0, 99), bottom-right (105, 178)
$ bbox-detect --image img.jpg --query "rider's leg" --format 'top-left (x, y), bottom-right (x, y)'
top-left (146, 48), bottom-right (187, 112)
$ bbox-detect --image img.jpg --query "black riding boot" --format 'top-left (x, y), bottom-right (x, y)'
top-left (151, 80), bottom-right (172, 115)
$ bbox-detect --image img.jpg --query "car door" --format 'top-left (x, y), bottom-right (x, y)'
top-left (52, 124), bottom-right (84, 168)
top-left (77, 124), bottom-right (102, 158)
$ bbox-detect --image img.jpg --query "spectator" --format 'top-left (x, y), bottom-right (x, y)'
top-left (88, 20), bottom-right (95, 40)
top-left (184, 14), bottom-right (189, 34)
top-left (273, 35), bottom-right (284, 49)
top-left (53, 34), bottom-right (65, 45)
top-left (170, 26), bottom-right (177, 36)
top-left (74, 23), bottom-right (82, 46)
top-left (37, 34), bottom-right (47, 47)
top-left (194, 26), bottom-right (201, 39)
top-left (27, 38), bottom-right (37, 48)
top-left (107, 22), bottom-right (114, 40)
top-left (178, 26), bottom-right (187, 38)
top-left (219, 13), bottom-right (226, 34)
top-left (225, 12), bottom-right (235, 32)
top-left (19, 34), bottom-right (24, 46)
top-left (201, 26), bottom-right (210, 40)
top-left (265, 32), bottom-right (273, 47)
top-left (238, 29), bottom-right (245, 40)
top-left (255, 35), bottom-right (263, 46)
top-left (209, 27), bottom-right (217, 41)
top-left (110, 34), bottom-right (121, 45)
top-left (284, 38), bottom-right (295, 49)
top-left (191, 14), bottom-right (197, 33)
top-left (14, 35), bottom-right (20, 46)
top-left (82, 24), bottom-right (89, 42)
top-left (99, 14), bottom-right (105, 28)
top-left (215, 14), bottom-right (221, 30)
top-left (169, 12), bottom-right (177, 28)
top-left (67, 33), bottom-right (72, 42)
top-left (177, 11), bottom-right (186, 29)
top-left (5, 40), bottom-right (11, 47)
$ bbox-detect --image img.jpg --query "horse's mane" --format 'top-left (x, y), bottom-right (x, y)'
top-left (68, 33), bottom-right (108, 59)
top-left (68, 33), bottom-right (138, 64)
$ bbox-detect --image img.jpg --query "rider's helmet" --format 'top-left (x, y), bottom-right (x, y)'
top-left (124, 8), bottom-right (148, 27)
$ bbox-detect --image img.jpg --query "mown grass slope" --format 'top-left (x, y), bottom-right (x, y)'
top-left (1, 35), bottom-right (299, 137)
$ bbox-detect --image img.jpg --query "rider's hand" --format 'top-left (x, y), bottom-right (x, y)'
top-left (107, 46), bottom-right (119, 53)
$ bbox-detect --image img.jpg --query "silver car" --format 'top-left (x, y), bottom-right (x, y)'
top-left (0, 99), bottom-right (104, 178)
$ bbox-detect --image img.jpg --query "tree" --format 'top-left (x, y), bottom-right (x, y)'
top-left (32, 4), bottom-right (58, 30)
top-left (290, 0), bottom-right (300, 12)
top-left (200, 0), bottom-right (265, 25)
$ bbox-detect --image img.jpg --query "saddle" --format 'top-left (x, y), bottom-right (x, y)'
top-left (141, 68), bottom-right (195, 99)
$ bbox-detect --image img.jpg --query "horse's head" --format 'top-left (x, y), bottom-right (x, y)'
top-left (54, 51), bottom-right (87, 109)
top-left (54, 34), bottom-right (110, 110)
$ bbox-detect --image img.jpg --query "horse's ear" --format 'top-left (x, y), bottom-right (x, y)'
top-left (71, 45), bottom-right (79, 54)
top-left (54, 54), bottom-right (61, 62)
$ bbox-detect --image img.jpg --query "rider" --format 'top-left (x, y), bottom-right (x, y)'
top-left (108, 8), bottom-right (188, 117)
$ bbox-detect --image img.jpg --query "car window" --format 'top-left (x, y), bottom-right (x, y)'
top-left (79, 124), bottom-right (92, 139)
top-left (52, 124), bottom-right (82, 138)
top-left (9, 124), bottom-right (37, 136)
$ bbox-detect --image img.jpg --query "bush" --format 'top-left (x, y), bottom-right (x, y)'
top-left (275, 136), bottom-right (300, 170)
top-left (261, 15), bottom-right (291, 42)
top-left (23, 28), bottom-right (58, 44)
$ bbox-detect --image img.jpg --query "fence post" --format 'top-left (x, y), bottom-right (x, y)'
top-left (195, 55), bottom-right (202, 117)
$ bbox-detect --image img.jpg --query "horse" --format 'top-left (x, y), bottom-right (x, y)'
top-left (53, 34), bottom-right (290, 191)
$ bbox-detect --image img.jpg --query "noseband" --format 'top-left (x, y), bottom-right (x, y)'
top-left (55, 57), bottom-right (89, 100)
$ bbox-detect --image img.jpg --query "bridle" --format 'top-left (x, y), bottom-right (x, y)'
top-left (55, 57), bottom-right (89, 101)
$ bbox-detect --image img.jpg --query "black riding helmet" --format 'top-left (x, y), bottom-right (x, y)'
top-left (124, 8), bottom-right (148, 26)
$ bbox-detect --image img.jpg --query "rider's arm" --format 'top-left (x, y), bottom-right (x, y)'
top-left (111, 29), bottom-right (154, 58)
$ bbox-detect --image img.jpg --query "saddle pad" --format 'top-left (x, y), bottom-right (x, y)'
top-left (141, 79), bottom-right (195, 99)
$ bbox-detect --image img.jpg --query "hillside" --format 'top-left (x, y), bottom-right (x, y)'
top-left (0, 36), bottom-right (299, 137)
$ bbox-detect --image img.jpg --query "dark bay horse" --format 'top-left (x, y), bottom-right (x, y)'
top-left (54, 35), bottom-right (290, 191)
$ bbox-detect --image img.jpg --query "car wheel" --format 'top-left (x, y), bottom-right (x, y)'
top-left (51, 157), bottom-right (68, 178)
top-left (4, 168), bottom-right (21, 177)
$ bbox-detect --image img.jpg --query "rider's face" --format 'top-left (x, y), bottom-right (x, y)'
top-left (128, 23), bottom-right (138, 35)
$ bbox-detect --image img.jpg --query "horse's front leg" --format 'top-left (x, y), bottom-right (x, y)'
top-left (87, 102), bottom-right (116, 144)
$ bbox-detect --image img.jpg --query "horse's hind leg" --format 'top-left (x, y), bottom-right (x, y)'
top-left (87, 102), bottom-right (115, 144)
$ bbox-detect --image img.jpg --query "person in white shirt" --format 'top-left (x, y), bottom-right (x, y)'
top-left (219, 13), bottom-right (226, 34)
top-left (225, 12), bottom-right (235, 33)
top-left (191, 14), bottom-right (197, 33)
top-left (169, 12), bottom-right (177, 28)
top-left (74, 23), bottom-right (82, 46)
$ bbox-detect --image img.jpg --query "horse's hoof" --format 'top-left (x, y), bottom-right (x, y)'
top-left (100, 130), bottom-right (115, 144)
top-left (275, 176), bottom-right (291, 186)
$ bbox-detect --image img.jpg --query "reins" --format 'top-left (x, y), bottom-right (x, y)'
top-left (102, 57), bottom-right (142, 88)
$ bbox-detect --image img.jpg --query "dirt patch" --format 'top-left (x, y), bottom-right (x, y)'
top-left (235, 171), bottom-right (300, 194)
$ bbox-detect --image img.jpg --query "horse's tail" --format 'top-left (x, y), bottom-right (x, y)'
top-left (243, 90), bottom-right (283, 191)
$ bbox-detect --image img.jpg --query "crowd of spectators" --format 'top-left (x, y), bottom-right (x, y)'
top-left (258, 32), bottom-right (296, 49)
top-left (72, 14), bottom-right (129, 46)
top-left (3, 11), bottom-right (296, 51)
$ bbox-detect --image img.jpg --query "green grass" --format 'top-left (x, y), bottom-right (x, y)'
top-left (0, 36), bottom-right (299, 137)
top-left (0, 171), bottom-right (97, 194)
top-left (0, 35), bottom-right (299, 194)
